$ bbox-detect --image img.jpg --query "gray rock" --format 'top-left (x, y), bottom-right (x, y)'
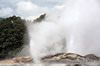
top-left (84, 54), bottom-right (100, 61)
top-left (41, 53), bottom-right (100, 63)
top-left (41, 53), bottom-right (85, 63)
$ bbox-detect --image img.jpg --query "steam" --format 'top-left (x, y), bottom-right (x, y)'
top-left (27, 20), bottom-right (66, 63)
top-left (61, 0), bottom-right (100, 55)
top-left (26, 0), bottom-right (100, 63)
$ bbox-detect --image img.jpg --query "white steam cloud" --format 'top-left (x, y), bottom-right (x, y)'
top-left (26, 0), bottom-right (100, 63)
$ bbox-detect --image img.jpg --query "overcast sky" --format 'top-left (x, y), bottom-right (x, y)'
top-left (0, 0), bottom-right (66, 20)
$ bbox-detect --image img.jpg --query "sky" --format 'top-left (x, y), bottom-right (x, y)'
top-left (0, 0), bottom-right (66, 20)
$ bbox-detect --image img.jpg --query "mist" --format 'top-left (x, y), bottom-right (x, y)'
top-left (26, 0), bottom-right (100, 63)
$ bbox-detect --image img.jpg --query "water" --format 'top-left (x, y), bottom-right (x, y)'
top-left (27, 0), bottom-right (100, 63)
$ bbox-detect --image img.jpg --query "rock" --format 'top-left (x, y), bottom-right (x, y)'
top-left (41, 53), bottom-right (100, 63)
top-left (41, 53), bottom-right (85, 63)
top-left (84, 54), bottom-right (100, 61)
top-left (0, 57), bottom-right (32, 64)
top-left (0, 53), bottom-right (99, 64)
top-left (74, 64), bottom-right (82, 66)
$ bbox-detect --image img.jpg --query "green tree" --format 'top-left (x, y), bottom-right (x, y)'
top-left (34, 13), bottom-right (46, 22)
top-left (0, 15), bottom-right (26, 59)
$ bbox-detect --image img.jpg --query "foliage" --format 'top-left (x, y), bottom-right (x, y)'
top-left (34, 13), bottom-right (46, 22)
top-left (0, 15), bottom-right (26, 59)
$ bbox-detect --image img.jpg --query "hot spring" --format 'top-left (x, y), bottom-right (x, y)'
top-left (27, 0), bottom-right (100, 63)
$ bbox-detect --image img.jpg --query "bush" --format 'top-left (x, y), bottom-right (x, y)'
top-left (34, 13), bottom-right (46, 22)
top-left (0, 15), bottom-right (26, 59)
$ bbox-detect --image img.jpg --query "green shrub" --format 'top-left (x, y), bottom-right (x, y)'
top-left (0, 15), bottom-right (26, 59)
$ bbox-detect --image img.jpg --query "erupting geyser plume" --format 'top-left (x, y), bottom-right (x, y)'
top-left (27, 0), bottom-right (100, 63)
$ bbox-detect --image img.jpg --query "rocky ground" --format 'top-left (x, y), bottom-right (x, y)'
top-left (42, 53), bottom-right (100, 63)
top-left (0, 53), bottom-right (99, 65)
top-left (0, 57), bottom-right (32, 64)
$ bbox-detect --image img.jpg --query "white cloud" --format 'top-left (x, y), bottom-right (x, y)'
top-left (54, 5), bottom-right (64, 9)
top-left (16, 1), bottom-right (48, 17)
top-left (38, 0), bottom-right (66, 4)
top-left (0, 0), bottom-right (66, 19)
top-left (25, 16), bottom-right (37, 21)
top-left (15, 1), bottom-right (65, 20)
top-left (25, 4), bottom-right (64, 20)
top-left (40, 0), bottom-right (66, 4)
top-left (46, 5), bottom-right (64, 16)
top-left (16, 1), bottom-right (38, 16)
top-left (0, 7), bottom-right (13, 17)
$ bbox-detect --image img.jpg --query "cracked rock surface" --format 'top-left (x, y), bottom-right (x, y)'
top-left (0, 53), bottom-right (99, 64)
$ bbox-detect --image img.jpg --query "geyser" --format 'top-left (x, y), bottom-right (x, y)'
top-left (61, 0), bottom-right (100, 55)
top-left (27, 0), bottom-right (100, 63)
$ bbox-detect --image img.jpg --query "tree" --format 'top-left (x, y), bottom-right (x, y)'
top-left (0, 15), bottom-right (26, 59)
top-left (34, 13), bottom-right (46, 22)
